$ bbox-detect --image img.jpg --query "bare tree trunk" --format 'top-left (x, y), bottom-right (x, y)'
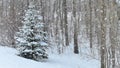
top-left (73, 0), bottom-right (79, 54)
top-left (9, 0), bottom-right (16, 46)
top-left (109, 1), bottom-right (118, 68)
top-left (63, 0), bottom-right (69, 46)
top-left (100, 0), bottom-right (106, 68)
top-left (89, 0), bottom-right (93, 49)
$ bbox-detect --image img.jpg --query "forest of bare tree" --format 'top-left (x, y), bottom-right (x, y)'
top-left (0, 0), bottom-right (120, 68)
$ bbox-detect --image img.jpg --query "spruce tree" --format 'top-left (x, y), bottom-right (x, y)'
top-left (15, 2), bottom-right (48, 61)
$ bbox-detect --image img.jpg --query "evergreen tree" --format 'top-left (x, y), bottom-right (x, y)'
top-left (15, 2), bottom-right (48, 61)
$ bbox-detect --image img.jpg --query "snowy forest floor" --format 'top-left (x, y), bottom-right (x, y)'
top-left (0, 46), bottom-right (100, 68)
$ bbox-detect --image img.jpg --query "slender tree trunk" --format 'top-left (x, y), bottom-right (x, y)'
top-left (89, 0), bottom-right (93, 49)
top-left (73, 0), bottom-right (79, 54)
top-left (63, 0), bottom-right (69, 46)
top-left (100, 0), bottom-right (106, 68)
top-left (109, 1), bottom-right (118, 68)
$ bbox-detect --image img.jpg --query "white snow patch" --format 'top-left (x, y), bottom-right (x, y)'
top-left (40, 42), bottom-right (48, 46)
top-left (0, 46), bottom-right (100, 68)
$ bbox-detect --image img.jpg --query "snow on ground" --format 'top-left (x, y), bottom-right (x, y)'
top-left (0, 46), bottom-right (100, 68)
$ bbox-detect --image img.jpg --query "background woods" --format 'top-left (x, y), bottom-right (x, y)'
top-left (0, 0), bottom-right (120, 68)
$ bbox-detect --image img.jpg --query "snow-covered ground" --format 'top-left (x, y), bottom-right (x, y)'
top-left (0, 46), bottom-right (100, 68)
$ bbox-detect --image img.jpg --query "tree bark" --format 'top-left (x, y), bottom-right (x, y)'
top-left (100, 0), bottom-right (106, 68)
top-left (63, 0), bottom-right (69, 46)
top-left (73, 0), bottom-right (79, 54)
